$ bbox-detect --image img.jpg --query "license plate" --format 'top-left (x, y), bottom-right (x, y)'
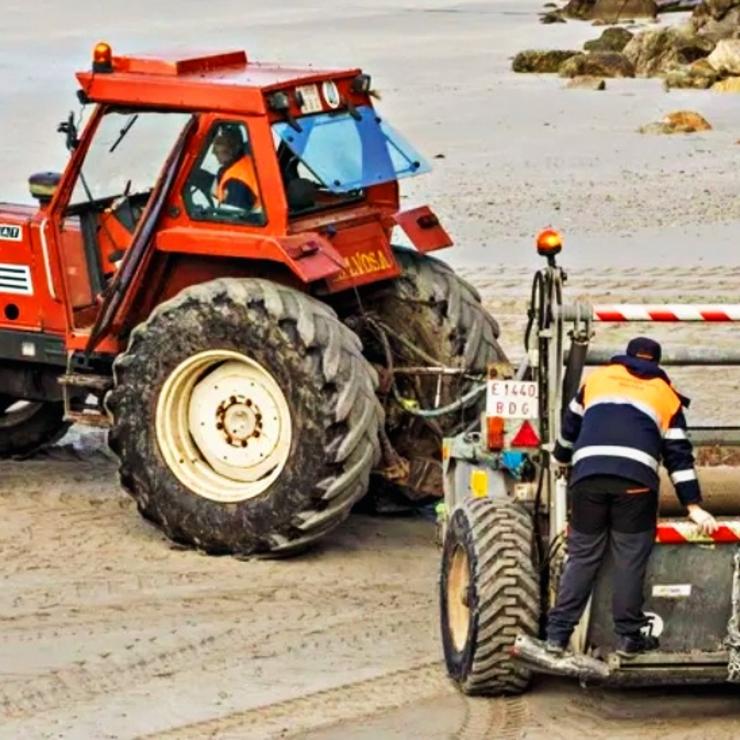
top-left (486, 380), bottom-right (538, 419)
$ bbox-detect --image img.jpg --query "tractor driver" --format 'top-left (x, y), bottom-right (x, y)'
top-left (212, 128), bottom-right (262, 212)
top-left (545, 337), bottom-right (719, 658)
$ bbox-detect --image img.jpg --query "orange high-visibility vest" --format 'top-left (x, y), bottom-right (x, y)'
top-left (582, 364), bottom-right (681, 433)
top-left (216, 156), bottom-right (261, 210)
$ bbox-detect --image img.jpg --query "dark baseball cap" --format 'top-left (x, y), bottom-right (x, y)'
top-left (626, 337), bottom-right (662, 364)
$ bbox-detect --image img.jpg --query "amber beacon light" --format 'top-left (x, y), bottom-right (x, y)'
top-left (93, 42), bottom-right (113, 73)
top-left (536, 228), bottom-right (563, 258)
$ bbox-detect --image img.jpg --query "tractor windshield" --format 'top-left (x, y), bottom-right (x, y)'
top-left (70, 110), bottom-right (192, 206)
top-left (272, 106), bottom-right (430, 194)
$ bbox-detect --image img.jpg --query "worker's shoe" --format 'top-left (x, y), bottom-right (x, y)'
top-left (616, 633), bottom-right (659, 658)
top-left (544, 637), bottom-right (569, 656)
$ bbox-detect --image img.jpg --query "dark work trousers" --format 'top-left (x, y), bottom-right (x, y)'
top-left (547, 475), bottom-right (658, 642)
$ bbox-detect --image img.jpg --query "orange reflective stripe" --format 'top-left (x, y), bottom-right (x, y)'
top-left (216, 156), bottom-right (261, 208)
top-left (582, 365), bottom-right (680, 432)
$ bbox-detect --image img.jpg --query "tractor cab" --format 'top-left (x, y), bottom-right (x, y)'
top-left (24, 44), bottom-right (444, 347)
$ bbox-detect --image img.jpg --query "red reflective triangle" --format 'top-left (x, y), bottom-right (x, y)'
top-left (510, 420), bottom-right (540, 448)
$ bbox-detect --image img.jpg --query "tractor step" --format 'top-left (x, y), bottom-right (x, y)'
top-left (63, 409), bottom-right (111, 428)
top-left (58, 373), bottom-right (113, 392)
top-left (511, 634), bottom-right (610, 681)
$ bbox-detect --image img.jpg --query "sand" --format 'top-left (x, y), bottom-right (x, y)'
top-left (0, 1), bottom-right (739, 737)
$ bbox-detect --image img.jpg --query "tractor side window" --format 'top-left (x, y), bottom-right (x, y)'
top-left (183, 122), bottom-right (266, 227)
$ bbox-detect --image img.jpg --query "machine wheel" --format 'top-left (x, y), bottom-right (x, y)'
top-left (343, 247), bottom-right (506, 492)
top-left (440, 498), bottom-right (540, 695)
top-left (106, 278), bottom-right (382, 556)
top-left (0, 394), bottom-right (70, 458)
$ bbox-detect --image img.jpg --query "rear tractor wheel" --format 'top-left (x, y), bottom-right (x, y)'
top-left (106, 278), bottom-right (382, 556)
top-left (342, 247), bottom-right (506, 500)
top-left (440, 498), bottom-right (540, 695)
top-left (0, 393), bottom-right (70, 458)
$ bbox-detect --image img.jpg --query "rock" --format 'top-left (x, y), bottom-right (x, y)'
top-left (584, 27), bottom-right (635, 51)
top-left (623, 26), bottom-right (716, 74)
top-left (512, 49), bottom-right (581, 73)
top-left (692, 6), bottom-right (740, 41)
top-left (559, 51), bottom-right (636, 76)
top-left (712, 74), bottom-right (740, 89)
top-left (707, 39), bottom-right (740, 73)
top-left (639, 110), bottom-right (713, 133)
top-left (541, 10), bottom-right (567, 22)
top-left (565, 75), bottom-right (608, 88)
top-left (691, 3), bottom-right (740, 42)
top-left (703, 0), bottom-right (740, 20)
top-left (664, 57), bottom-right (721, 86)
top-left (564, 0), bottom-right (657, 19)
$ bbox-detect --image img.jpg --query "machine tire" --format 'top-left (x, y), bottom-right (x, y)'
top-left (344, 247), bottom-right (506, 471)
top-left (440, 498), bottom-right (540, 695)
top-left (0, 394), bottom-right (70, 458)
top-left (106, 278), bottom-right (382, 556)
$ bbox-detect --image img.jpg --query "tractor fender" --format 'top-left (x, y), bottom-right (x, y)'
top-left (155, 227), bottom-right (345, 284)
top-left (391, 205), bottom-right (453, 253)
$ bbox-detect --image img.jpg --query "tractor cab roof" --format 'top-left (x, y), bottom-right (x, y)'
top-left (76, 47), bottom-right (361, 115)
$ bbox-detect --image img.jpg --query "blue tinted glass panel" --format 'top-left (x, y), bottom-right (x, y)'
top-left (273, 106), bottom-right (430, 193)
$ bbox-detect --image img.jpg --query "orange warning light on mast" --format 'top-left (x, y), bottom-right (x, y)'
top-left (536, 228), bottom-right (563, 257)
top-left (93, 42), bottom-right (113, 73)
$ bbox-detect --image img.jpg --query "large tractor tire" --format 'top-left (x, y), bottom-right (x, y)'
top-left (0, 394), bottom-right (70, 458)
top-left (340, 247), bottom-right (506, 498)
top-left (440, 498), bottom-right (540, 695)
top-left (106, 278), bottom-right (382, 556)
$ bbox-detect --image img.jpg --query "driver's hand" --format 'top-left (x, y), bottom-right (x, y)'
top-left (687, 504), bottom-right (718, 536)
top-left (191, 167), bottom-right (215, 193)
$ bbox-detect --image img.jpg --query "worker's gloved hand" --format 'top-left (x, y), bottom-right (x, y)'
top-left (554, 464), bottom-right (571, 481)
top-left (686, 504), bottom-right (719, 536)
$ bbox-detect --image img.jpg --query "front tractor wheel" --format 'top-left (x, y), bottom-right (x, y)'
top-left (106, 278), bottom-right (382, 556)
top-left (440, 499), bottom-right (540, 695)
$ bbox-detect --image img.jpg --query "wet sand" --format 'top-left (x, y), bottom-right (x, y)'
top-left (1, 1), bottom-right (739, 738)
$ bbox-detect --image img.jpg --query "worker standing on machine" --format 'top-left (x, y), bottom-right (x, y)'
top-left (545, 337), bottom-right (718, 658)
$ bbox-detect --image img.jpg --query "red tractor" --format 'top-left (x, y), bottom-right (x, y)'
top-left (0, 44), bottom-right (504, 555)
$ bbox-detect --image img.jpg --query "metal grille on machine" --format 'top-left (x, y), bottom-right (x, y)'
top-left (0, 263), bottom-right (33, 295)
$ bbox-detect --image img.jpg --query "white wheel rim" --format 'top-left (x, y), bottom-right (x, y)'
top-left (155, 350), bottom-right (292, 503)
top-left (448, 545), bottom-right (471, 652)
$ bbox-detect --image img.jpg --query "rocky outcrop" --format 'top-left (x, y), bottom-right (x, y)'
top-left (512, 49), bottom-right (581, 72)
top-left (664, 58), bottom-right (721, 87)
top-left (623, 26), bottom-right (716, 74)
top-left (559, 51), bottom-right (636, 76)
top-left (564, 0), bottom-right (658, 19)
top-left (691, 1), bottom-right (740, 42)
top-left (584, 27), bottom-right (635, 52)
top-left (707, 38), bottom-right (740, 72)
top-left (712, 74), bottom-right (740, 88)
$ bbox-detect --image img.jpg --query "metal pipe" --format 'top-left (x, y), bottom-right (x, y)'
top-left (688, 428), bottom-right (740, 446)
top-left (392, 366), bottom-right (471, 376)
top-left (660, 467), bottom-right (740, 515)
top-left (578, 347), bottom-right (740, 367)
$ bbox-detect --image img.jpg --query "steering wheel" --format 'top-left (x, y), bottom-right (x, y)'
top-left (188, 168), bottom-right (216, 209)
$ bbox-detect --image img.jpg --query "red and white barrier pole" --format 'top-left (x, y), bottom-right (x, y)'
top-left (559, 304), bottom-right (740, 322)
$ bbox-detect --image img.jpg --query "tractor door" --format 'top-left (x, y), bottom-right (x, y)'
top-left (53, 107), bottom-right (192, 330)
